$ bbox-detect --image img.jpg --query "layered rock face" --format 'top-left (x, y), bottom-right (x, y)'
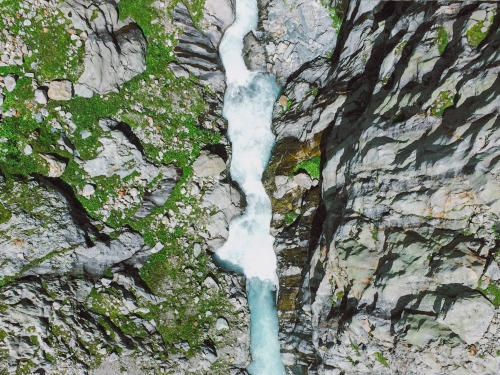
top-left (267, 1), bottom-right (500, 373)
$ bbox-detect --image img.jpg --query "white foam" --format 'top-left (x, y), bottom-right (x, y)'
top-left (215, 0), bottom-right (286, 373)
top-left (216, 0), bottom-right (280, 287)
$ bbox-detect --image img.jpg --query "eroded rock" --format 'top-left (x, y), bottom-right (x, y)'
top-left (61, 0), bottom-right (147, 95)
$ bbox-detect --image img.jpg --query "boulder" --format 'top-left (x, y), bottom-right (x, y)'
top-left (47, 80), bottom-right (73, 101)
top-left (440, 292), bottom-right (495, 344)
top-left (40, 154), bottom-right (67, 177)
top-left (60, 0), bottom-right (147, 95)
top-left (193, 152), bottom-right (226, 178)
top-left (34, 88), bottom-right (48, 104)
top-left (4, 74), bottom-right (17, 92)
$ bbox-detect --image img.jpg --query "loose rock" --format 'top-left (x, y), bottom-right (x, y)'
top-left (47, 80), bottom-right (73, 101)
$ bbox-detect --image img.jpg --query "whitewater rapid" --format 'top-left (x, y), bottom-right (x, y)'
top-left (214, 0), bottom-right (285, 373)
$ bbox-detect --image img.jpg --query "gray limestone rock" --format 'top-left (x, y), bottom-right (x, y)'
top-left (47, 80), bottom-right (73, 100)
top-left (192, 152), bottom-right (226, 178)
top-left (40, 154), bottom-right (67, 177)
top-left (34, 88), bottom-right (48, 104)
top-left (172, 3), bottom-right (226, 94)
top-left (439, 292), bottom-right (495, 345)
top-left (60, 0), bottom-right (147, 95)
top-left (200, 182), bottom-right (243, 251)
top-left (266, 1), bottom-right (500, 374)
top-left (243, 31), bottom-right (267, 72)
top-left (4, 74), bottom-right (17, 92)
top-left (259, 0), bottom-right (338, 85)
top-left (78, 119), bottom-right (174, 185)
top-left (199, 0), bottom-right (235, 48)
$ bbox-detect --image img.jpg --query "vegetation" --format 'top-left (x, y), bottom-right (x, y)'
top-left (321, 1), bottom-right (343, 33)
top-left (284, 210), bottom-right (300, 226)
top-left (0, 0), bottom-right (237, 367)
top-left (0, 203), bottom-right (11, 224)
top-left (429, 90), bottom-right (454, 117)
top-left (394, 40), bottom-right (408, 55)
top-left (466, 20), bottom-right (490, 48)
top-left (479, 280), bottom-right (500, 308)
top-left (293, 156), bottom-right (321, 179)
top-left (436, 26), bottom-right (449, 55)
top-left (374, 352), bottom-right (389, 367)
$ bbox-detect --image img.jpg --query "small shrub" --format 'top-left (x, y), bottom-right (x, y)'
top-left (293, 156), bottom-right (321, 179)
top-left (374, 352), bottom-right (389, 367)
top-left (429, 90), bottom-right (454, 117)
top-left (466, 20), bottom-right (489, 48)
top-left (436, 26), bottom-right (449, 55)
top-left (284, 211), bottom-right (299, 226)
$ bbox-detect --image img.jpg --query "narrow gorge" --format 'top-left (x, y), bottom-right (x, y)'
top-left (215, 0), bottom-right (284, 373)
top-left (0, 0), bottom-right (499, 374)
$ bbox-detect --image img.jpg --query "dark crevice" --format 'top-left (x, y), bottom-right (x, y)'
top-left (32, 174), bottom-right (110, 246)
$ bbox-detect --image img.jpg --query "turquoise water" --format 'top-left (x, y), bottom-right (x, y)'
top-left (214, 0), bottom-right (286, 373)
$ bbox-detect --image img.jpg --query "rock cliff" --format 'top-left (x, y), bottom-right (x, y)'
top-left (265, 1), bottom-right (500, 374)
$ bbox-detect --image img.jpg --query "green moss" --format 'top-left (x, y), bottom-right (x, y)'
top-left (284, 211), bottom-right (299, 226)
top-left (0, 203), bottom-right (12, 224)
top-left (374, 352), bottom-right (389, 367)
top-left (282, 98), bottom-right (293, 113)
top-left (311, 87), bottom-right (319, 97)
top-left (91, 9), bottom-right (99, 22)
top-left (466, 20), bottom-right (490, 48)
top-left (322, 3), bottom-right (343, 33)
top-left (103, 267), bottom-right (113, 278)
top-left (395, 40), bottom-right (408, 55)
top-left (44, 352), bottom-right (56, 364)
top-left (86, 289), bottom-right (147, 338)
top-left (29, 336), bottom-right (40, 346)
top-left (436, 26), bottom-right (449, 55)
top-left (429, 90), bottom-right (454, 117)
top-left (293, 156), bottom-right (321, 179)
top-left (350, 343), bottom-right (360, 356)
top-left (492, 225), bottom-right (499, 240)
top-left (372, 226), bottom-right (379, 241)
top-left (479, 282), bottom-right (500, 308)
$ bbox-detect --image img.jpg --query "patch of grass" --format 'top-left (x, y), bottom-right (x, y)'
top-left (86, 289), bottom-right (148, 338)
top-left (351, 343), bottom-right (360, 356)
top-left (372, 226), bottom-right (379, 241)
top-left (281, 97), bottom-right (293, 113)
top-left (429, 90), bottom-right (454, 117)
top-left (395, 40), bottom-right (408, 55)
top-left (0, 3), bottom-right (84, 82)
top-left (323, 3), bottom-right (343, 33)
top-left (466, 20), bottom-right (490, 48)
top-left (479, 282), bottom-right (500, 308)
top-left (492, 225), bottom-right (499, 240)
top-left (311, 86), bottom-right (319, 96)
top-left (436, 26), bottom-right (449, 55)
top-left (0, 203), bottom-right (12, 224)
top-left (284, 211), bottom-right (299, 226)
top-left (293, 156), bottom-right (321, 179)
top-left (374, 352), bottom-right (389, 367)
